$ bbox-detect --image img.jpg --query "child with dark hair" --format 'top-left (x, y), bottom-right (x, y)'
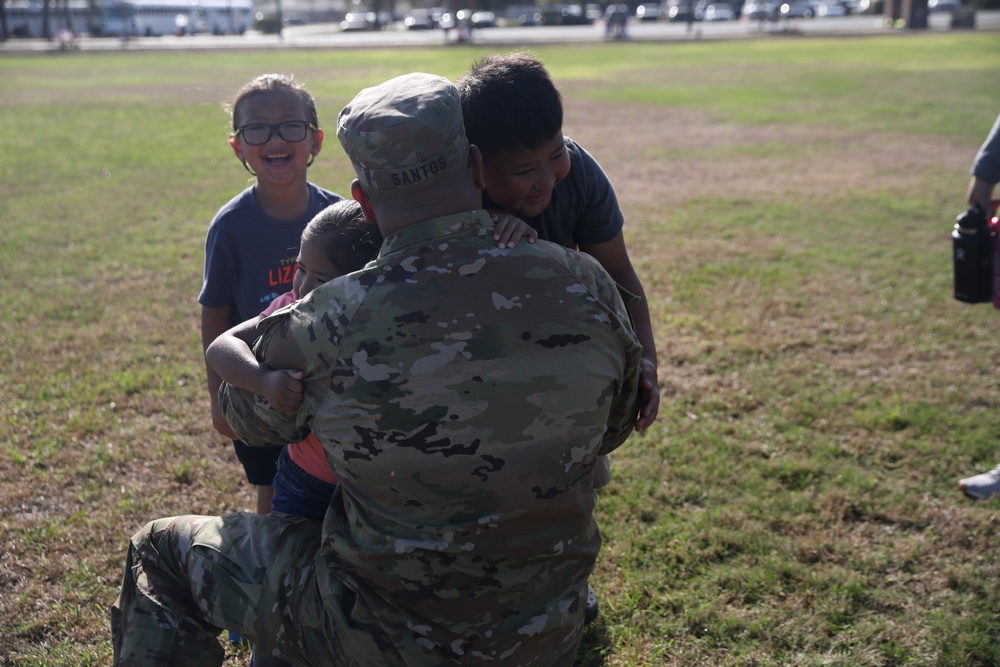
top-left (457, 52), bottom-right (659, 432)
top-left (458, 52), bottom-right (659, 625)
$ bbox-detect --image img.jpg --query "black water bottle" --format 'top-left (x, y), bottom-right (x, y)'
top-left (953, 206), bottom-right (993, 303)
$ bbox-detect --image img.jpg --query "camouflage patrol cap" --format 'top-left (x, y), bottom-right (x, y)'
top-left (337, 72), bottom-right (469, 190)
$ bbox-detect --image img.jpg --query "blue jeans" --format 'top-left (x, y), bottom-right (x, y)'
top-left (270, 446), bottom-right (337, 520)
top-left (232, 439), bottom-right (283, 486)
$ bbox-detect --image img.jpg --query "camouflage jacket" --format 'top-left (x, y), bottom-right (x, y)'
top-left (220, 209), bottom-right (642, 666)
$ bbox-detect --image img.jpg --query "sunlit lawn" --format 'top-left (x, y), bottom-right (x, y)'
top-left (2, 33), bottom-right (1000, 666)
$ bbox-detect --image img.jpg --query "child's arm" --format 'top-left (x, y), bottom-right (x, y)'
top-left (490, 212), bottom-right (538, 248)
top-left (202, 305), bottom-right (238, 439)
top-left (206, 316), bottom-right (304, 413)
top-left (581, 233), bottom-right (660, 431)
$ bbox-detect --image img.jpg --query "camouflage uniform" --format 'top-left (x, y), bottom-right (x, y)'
top-left (111, 73), bottom-right (642, 667)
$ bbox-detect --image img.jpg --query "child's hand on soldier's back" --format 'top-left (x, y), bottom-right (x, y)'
top-left (491, 212), bottom-right (537, 249)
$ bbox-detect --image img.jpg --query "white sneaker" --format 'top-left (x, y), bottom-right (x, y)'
top-left (958, 464), bottom-right (1000, 500)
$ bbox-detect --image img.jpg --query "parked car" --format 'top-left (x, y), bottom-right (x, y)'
top-left (282, 12), bottom-right (309, 25)
top-left (403, 7), bottom-right (444, 29)
top-left (635, 2), bottom-right (662, 20)
top-left (663, 0), bottom-right (699, 21)
top-left (743, 0), bottom-right (779, 19)
top-left (951, 0), bottom-right (976, 25)
top-left (517, 8), bottom-right (542, 24)
top-left (539, 4), bottom-right (592, 24)
top-left (441, 9), bottom-right (480, 37)
top-left (584, 2), bottom-right (604, 20)
top-left (814, 1), bottom-right (846, 15)
top-left (340, 11), bottom-right (377, 30)
top-left (438, 10), bottom-right (456, 29)
top-left (470, 10), bottom-right (496, 26)
top-left (779, 0), bottom-right (815, 17)
top-left (701, 2), bottom-right (735, 19)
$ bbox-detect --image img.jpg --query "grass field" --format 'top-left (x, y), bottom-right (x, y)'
top-left (2, 32), bottom-right (1000, 667)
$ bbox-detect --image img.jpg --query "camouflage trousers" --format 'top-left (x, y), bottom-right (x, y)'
top-left (110, 511), bottom-right (341, 667)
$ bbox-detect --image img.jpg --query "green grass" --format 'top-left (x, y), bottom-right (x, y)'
top-left (2, 33), bottom-right (1000, 666)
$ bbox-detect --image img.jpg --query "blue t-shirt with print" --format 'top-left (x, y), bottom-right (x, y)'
top-left (199, 183), bottom-right (342, 326)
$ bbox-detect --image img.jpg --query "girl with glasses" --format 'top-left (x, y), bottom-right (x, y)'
top-left (198, 71), bottom-right (342, 557)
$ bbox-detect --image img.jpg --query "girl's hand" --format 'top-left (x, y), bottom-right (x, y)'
top-left (491, 213), bottom-right (538, 249)
top-left (261, 369), bottom-right (305, 413)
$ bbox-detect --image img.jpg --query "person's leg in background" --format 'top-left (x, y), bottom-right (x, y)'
top-left (959, 464), bottom-right (1000, 500)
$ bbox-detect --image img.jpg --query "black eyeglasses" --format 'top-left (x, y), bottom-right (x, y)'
top-left (234, 121), bottom-right (318, 145)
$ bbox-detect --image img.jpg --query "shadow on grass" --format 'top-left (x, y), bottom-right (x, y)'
top-left (575, 621), bottom-right (611, 667)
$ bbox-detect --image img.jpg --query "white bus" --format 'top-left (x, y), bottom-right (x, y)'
top-left (3, 0), bottom-right (92, 38)
top-left (2, 0), bottom-right (253, 38)
top-left (101, 0), bottom-right (254, 37)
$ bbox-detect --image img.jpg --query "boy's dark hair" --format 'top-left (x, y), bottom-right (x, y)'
top-left (231, 73), bottom-right (320, 130)
top-left (303, 200), bottom-right (382, 275)
top-left (457, 53), bottom-right (563, 155)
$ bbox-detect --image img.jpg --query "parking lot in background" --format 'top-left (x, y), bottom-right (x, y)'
top-left (1, 3), bottom-right (997, 52)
